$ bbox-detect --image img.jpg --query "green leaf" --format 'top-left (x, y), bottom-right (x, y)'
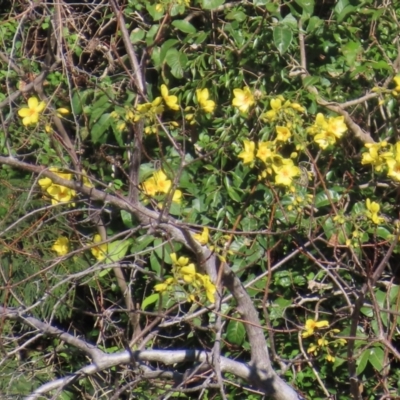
top-left (375, 226), bottom-right (391, 241)
top-left (105, 239), bottom-right (133, 265)
top-left (226, 320), bottom-right (246, 346)
top-left (201, 0), bottom-right (224, 10)
top-left (226, 10), bottom-right (247, 22)
top-left (72, 89), bottom-right (93, 115)
top-left (130, 28), bottom-right (145, 44)
top-left (306, 16), bottom-right (323, 33)
top-left (295, 0), bottom-right (314, 14)
top-left (153, 238), bottom-right (172, 261)
top-left (356, 349), bottom-right (369, 375)
top-left (165, 48), bottom-right (188, 79)
top-left (281, 13), bottom-right (297, 28)
top-left (172, 20), bottom-right (196, 34)
top-left (314, 190), bottom-right (341, 208)
top-left (150, 252), bottom-right (161, 274)
top-left (160, 39), bottom-right (179, 64)
top-left (90, 113), bottom-right (111, 144)
top-left (146, 24), bottom-right (160, 46)
top-left (120, 210), bottom-right (134, 228)
top-left (360, 306), bottom-right (373, 317)
top-left (146, 4), bottom-right (164, 21)
top-left (92, 94), bottom-right (111, 110)
top-left (273, 26), bottom-right (292, 54)
top-left (131, 235), bottom-right (155, 253)
top-left (98, 267), bottom-right (112, 278)
top-left (335, 1), bottom-right (356, 22)
top-left (341, 41), bottom-right (362, 67)
top-left (142, 293), bottom-right (160, 310)
top-left (368, 346), bottom-right (384, 372)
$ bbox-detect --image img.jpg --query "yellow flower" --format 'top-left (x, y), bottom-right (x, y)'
top-left (307, 113), bottom-right (328, 136)
top-left (318, 338), bottom-right (328, 347)
top-left (91, 234), bottom-right (108, 261)
top-left (307, 344), bottom-right (318, 354)
top-left (38, 168), bottom-right (72, 186)
top-left (326, 354), bottom-right (335, 363)
top-left (172, 190), bottom-right (182, 203)
top-left (275, 126), bottom-right (291, 142)
top-left (18, 97), bottom-right (46, 126)
top-left (154, 277), bottom-right (174, 292)
top-left (134, 97), bottom-right (164, 122)
top-left (46, 184), bottom-right (76, 205)
top-left (51, 236), bottom-right (70, 256)
top-left (56, 107), bottom-right (69, 117)
top-left (198, 274), bottom-right (216, 303)
top-left (196, 88), bottom-right (216, 113)
top-left (262, 109), bottom-right (278, 122)
top-left (270, 98), bottom-right (282, 111)
top-left (150, 97), bottom-right (164, 113)
top-left (232, 87), bottom-right (255, 113)
top-left (142, 170), bottom-right (172, 196)
top-left (117, 122), bottom-right (127, 132)
top-left (273, 159), bottom-right (300, 186)
top-left (153, 170), bottom-right (172, 194)
top-left (180, 263), bottom-right (197, 283)
top-left (82, 169), bottom-right (94, 188)
top-left (193, 227), bottom-right (209, 245)
top-left (314, 131), bottom-right (337, 149)
top-left (387, 158), bottom-right (400, 181)
top-left (38, 168), bottom-right (75, 205)
top-left (327, 116), bottom-right (347, 138)
top-left (256, 141), bottom-right (275, 163)
top-left (161, 84), bottom-right (179, 110)
top-left (290, 102), bottom-right (305, 112)
top-left (142, 177), bottom-right (157, 196)
top-left (238, 140), bottom-right (255, 165)
top-left (361, 142), bottom-right (389, 172)
top-left (365, 198), bottom-right (384, 224)
top-left (393, 76), bottom-right (400, 92)
top-left (170, 253), bottom-right (189, 267)
top-left (302, 318), bottom-right (329, 338)
top-left (38, 176), bottom-right (53, 190)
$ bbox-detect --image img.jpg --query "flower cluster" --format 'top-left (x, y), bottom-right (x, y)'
top-left (38, 168), bottom-right (76, 205)
top-left (361, 141), bottom-right (400, 182)
top-left (302, 318), bottom-right (347, 363)
top-left (261, 96), bottom-right (305, 122)
top-left (38, 168), bottom-right (93, 205)
top-left (365, 198), bottom-right (384, 225)
top-left (141, 170), bottom-right (182, 203)
top-left (234, 95), bottom-right (318, 189)
top-left (154, 253), bottom-right (216, 303)
top-left (114, 84), bottom-right (179, 136)
top-left (307, 113), bottom-right (347, 149)
top-left (238, 134), bottom-right (300, 187)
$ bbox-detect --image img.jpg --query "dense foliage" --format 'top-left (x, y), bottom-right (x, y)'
top-left (1, 0), bottom-right (400, 399)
